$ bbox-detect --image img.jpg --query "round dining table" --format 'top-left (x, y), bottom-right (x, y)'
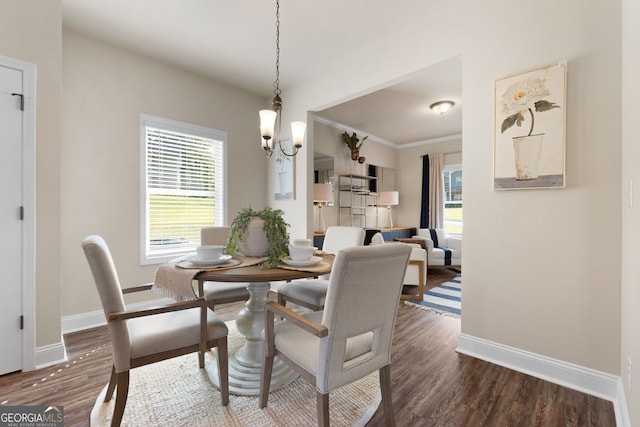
top-left (195, 254), bottom-right (333, 396)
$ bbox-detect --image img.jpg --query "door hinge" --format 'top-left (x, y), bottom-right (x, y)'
top-left (19, 206), bottom-right (24, 220)
top-left (20, 315), bottom-right (24, 330)
top-left (11, 93), bottom-right (24, 111)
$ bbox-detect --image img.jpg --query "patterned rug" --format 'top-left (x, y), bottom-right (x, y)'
top-left (405, 276), bottom-right (461, 318)
top-left (90, 321), bottom-right (380, 426)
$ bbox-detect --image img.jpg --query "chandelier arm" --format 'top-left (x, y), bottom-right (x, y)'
top-left (263, 148), bottom-right (275, 158)
top-left (277, 141), bottom-right (299, 157)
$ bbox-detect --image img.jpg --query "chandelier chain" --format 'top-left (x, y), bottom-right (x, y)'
top-left (273, 0), bottom-right (281, 96)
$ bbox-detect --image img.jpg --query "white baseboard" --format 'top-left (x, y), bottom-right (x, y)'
top-left (29, 297), bottom-right (177, 371)
top-left (616, 379), bottom-right (632, 427)
top-left (35, 341), bottom-right (66, 369)
top-left (61, 297), bottom-right (174, 334)
top-left (457, 333), bottom-right (630, 427)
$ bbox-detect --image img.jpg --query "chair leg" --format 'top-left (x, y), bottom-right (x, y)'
top-left (104, 365), bottom-right (117, 402)
top-left (259, 347), bottom-right (274, 408)
top-left (379, 364), bottom-right (396, 427)
top-left (316, 391), bottom-right (329, 427)
top-left (277, 292), bottom-right (287, 307)
top-left (111, 370), bottom-right (130, 427)
top-left (217, 338), bottom-right (230, 406)
top-left (260, 309), bottom-right (276, 408)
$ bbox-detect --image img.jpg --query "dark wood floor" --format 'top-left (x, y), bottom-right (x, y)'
top-left (0, 269), bottom-right (616, 426)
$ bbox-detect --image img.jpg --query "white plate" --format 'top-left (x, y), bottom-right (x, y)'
top-left (281, 256), bottom-right (323, 267)
top-left (186, 255), bottom-right (232, 266)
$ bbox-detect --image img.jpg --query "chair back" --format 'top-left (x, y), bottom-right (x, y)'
top-left (201, 226), bottom-right (231, 246)
top-left (318, 244), bottom-right (411, 392)
top-left (370, 232), bottom-right (385, 246)
top-left (81, 235), bottom-right (131, 371)
top-left (322, 226), bottom-right (365, 254)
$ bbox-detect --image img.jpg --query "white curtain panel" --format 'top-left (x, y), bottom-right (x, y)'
top-left (428, 153), bottom-right (444, 229)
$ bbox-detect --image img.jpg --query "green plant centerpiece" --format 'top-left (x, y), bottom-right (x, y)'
top-left (225, 206), bottom-right (290, 268)
top-left (342, 131), bottom-right (368, 163)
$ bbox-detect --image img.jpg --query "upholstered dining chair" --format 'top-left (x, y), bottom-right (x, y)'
top-left (275, 225), bottom-right (365, 311)
top-left (200, 226), bottom-right (250, 310)
top-left (82, 235), bottom-right (229, 427)
top-left (260, 244), bottom-right (412, 426)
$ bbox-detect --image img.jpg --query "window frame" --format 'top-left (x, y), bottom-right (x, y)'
top-left (139, 113), bottom-right (227, 265)
top-left (443, 163), bottom-right (462, 236)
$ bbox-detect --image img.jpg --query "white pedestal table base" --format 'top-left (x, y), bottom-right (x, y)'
top-left (206, 281), bottom-right (298, 395)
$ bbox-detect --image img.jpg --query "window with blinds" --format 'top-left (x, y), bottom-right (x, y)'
top-left (140, 114), bottom-right (226, 264)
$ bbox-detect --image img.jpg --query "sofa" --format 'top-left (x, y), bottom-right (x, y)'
top-left (412, 228), bottom-right (462, 268)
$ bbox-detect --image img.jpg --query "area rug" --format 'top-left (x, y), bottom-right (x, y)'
top-left (405, 276), bottom-right (461, 318)
top-left (90, 321), bottom-right (380, 426)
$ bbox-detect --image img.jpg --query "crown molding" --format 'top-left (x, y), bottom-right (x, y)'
top-left (312, 115), bottom-right (461, 150)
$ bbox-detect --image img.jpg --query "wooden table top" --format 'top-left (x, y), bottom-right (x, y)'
top-left (196, 253), bottom-right (334, 283)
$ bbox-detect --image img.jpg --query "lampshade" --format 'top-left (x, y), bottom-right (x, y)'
top-left (378, 191), bottom-right (399, 206)
top-left (313, 183), bottom-right (333, 203)
top-left (291, 121), bottom-right (306, 148)
top-left (259, 110), bottom-right (277, 139)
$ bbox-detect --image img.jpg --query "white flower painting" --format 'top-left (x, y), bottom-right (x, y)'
top-left (494, 63), bottom-right (567, 190)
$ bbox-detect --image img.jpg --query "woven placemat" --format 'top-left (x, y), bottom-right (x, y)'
top-left (153, 256), bottom-right (267, 300)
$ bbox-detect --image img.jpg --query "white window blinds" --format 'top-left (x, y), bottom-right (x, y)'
top-left (140, 114), bottom-right (226, 264)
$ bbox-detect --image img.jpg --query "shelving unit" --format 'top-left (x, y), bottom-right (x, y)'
top-left (337, 174), bottom-right (378, 228)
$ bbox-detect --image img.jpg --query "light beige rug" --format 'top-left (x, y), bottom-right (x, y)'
top-left (90, 322), bottom-right (380, 426)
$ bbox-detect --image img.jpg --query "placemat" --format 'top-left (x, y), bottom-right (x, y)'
top-left (277, 261), bottom-right (332, 274)
top-left (153, 256), bottom-right (266, 301)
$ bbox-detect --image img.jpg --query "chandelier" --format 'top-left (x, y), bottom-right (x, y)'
top-left (259, 0), bottom-right (306, 158)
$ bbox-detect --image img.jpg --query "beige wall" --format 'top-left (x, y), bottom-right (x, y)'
top-left (61, 30), bottom-right (267, 317)
top-left (3, 3), bottom-right (635, 421)
top-left (0, 0), bottom-right (62, 347)
top-left (285, 0), bottom-right (622, 378)
top-left (621, 0), bottom-right (639, 422)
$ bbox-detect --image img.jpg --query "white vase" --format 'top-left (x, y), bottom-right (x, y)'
top-left (512, 134), bottom-right (543, 180)
top-left (238, 217), bottom-right (269, 257)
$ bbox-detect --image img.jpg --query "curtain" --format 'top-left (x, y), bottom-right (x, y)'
top-left (419, 155), bottom-right (430, 228)
top-left (420, 154), bottom-right (445, 229)
top-left (429, 153), bottom-right (444, 229)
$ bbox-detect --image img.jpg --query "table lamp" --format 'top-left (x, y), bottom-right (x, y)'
top-left (313, 183), bottom-right (333, 232)
top-left (378, 191), bottom-right (399, 229)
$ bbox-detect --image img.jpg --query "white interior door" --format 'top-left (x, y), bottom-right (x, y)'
top-left (0, 64), bottom-right (24, 375)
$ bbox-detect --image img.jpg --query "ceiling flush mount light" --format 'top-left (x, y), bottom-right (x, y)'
top-left (259, 0), bottom-right (306, 158)
top-left (429, 100), bottom-right (455, 115)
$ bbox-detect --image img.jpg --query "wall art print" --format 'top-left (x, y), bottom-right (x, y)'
top-left (274, 139), bottom-right (295, 200)
top-left (494, 62), bottom-right (567, 190)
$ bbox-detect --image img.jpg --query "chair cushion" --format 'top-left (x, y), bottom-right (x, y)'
top-left (276, 279), bottom-right (328, 307)
top-left (203, 281), bottom-right (249, 300)
top-left (128, 308), bottom-right (227, 360)
top-left (273, 311), bottom-right (374, 375)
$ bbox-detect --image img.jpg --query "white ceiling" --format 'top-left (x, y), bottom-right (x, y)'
top-left (62, 0), bottom-right (462, 145)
